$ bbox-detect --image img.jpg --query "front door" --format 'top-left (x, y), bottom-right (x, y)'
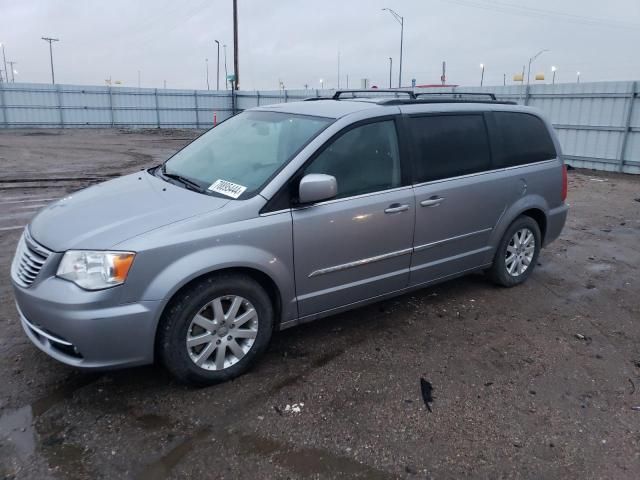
top-left (292, 119), bottom-right (415, 317)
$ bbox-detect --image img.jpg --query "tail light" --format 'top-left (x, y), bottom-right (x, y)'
top-left (561, 164), bottom-right (568, 202)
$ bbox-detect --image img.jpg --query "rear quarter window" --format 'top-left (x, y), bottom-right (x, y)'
top-left (492, 112), bottom-right (557, 168)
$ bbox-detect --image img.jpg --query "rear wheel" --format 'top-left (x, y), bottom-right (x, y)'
top-left (487, 216), bottom-right (541, 287)
top-left (158, 274), bottom-right (274, 386)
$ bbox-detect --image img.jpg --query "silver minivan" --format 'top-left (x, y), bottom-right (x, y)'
top-left (11, 91), bottom-right (568, 385)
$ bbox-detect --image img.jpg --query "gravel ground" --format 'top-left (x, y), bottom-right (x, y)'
top-left (0, 129), bottom-right (639, 480)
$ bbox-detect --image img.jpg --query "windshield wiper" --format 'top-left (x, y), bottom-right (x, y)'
top-left (160, 165), bottom-right (206, 193)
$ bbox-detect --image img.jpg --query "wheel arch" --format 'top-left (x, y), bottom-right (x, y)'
top-left (153, 265), bottom-right (284, 361)
top-left (487, 196), bottom-right (550, 263)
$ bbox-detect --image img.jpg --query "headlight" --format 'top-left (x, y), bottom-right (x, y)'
top-left (57, 251), bottom-right (135, 290)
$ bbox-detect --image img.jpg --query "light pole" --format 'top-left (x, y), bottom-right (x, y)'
top-left (480, 63), bottom-right (485, 87)
top-left (206, 58), bottom-right (210, 90)
top-left (382, 8), bottom-right (404, 88)
top-left (233, 0), bottom-right (239, 89)
top-left (41, 37), bottom-right (59, 84)
top-left (577, 71), bottom-right (581, 83)
top-left (527, 49), bottom-right (549, 88)
top-left (388, 57), bottom-right (393, 88)
top-left (223, 44), bottom-right (228, 89)
top-left (214, 40), bottom-right (220, 90)
top-left (0, 43), bottom-right (8, 83)
top-left (8, 61), bottom-right (17, 83)
top-left (551, 66), bottom-right (557, 85)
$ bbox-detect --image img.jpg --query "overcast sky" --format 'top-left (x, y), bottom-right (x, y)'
top-left (1, 0), bottom-right (639, 90)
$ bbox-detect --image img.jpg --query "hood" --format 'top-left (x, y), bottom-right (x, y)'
top-left (30, 171), bottom-right (230, 251)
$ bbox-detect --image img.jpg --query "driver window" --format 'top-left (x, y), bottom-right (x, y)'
top-left (304, 120), bottom-right (401, 199)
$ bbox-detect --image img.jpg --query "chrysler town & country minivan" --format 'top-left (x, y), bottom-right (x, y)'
top-left (11, 90), bottom-right (568, 385)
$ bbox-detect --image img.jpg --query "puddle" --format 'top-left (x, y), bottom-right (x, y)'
top-left (136, 426), bottom-right (212, 480)
top-left (0, 374), bottom-right (99, 460)
top-left (0, 406), bottom-right (35, 459)
top-left (136, 426), bottom-right (395, 480)
top-left (236, 433), bottom-right (395, 479)
top-left (136, 413), bottom-right (173, 431)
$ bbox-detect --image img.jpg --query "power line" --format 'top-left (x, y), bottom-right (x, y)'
top-left (436, 0), bottom-right (640, 30)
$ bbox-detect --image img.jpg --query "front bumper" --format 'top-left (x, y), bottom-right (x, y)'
top-left (13, 277), bottom-right (162, 370)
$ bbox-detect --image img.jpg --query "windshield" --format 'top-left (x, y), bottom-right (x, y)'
top-left (162, 111), bottom-right (332, 199)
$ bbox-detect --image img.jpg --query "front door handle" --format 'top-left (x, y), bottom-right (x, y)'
top-left (384, 203), bottom-right (409, 214)
top-left (420, 196), bottom-right (445, 207)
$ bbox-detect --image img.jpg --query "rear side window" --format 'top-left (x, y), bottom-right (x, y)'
top-left (492, 112), bottom-right (556, 167)
top-left (409, 114), bottom-right (491, 183)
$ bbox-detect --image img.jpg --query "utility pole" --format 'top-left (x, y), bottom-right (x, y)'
top-left (233, 0), bottom-right (239, 90)
top-left (388, 57), bottom-right (392, 88)
top-left (214, 40), bottom-right (220, 90)
top-left (223, 44), bottom-right (228, 89)
top-left (41, 37), bottom-right (59, 84)
top-left (382, 8), bottom-right (404, 88)
top-left (480, 63), bottom-right (485, 86)
top-left (8, 61), bottom-right (17, 82)
top-left (206, 58), bottom-right (210, 90)
top-left (0, 43), bottom-right (8, 83)
top-left (503, 73), bottom-right (506, 86)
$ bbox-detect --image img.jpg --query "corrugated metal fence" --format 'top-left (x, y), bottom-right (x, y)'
top-left (0, 81), bottom-right (638, 174)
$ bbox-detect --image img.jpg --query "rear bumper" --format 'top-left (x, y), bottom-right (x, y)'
top-left (13, 278), bottom-right (162, 370)
top-left (544, 203), bottom-right (569, 246)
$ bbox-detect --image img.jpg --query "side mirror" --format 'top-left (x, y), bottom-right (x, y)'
top-left (298, 174), bottom-right (338, 204)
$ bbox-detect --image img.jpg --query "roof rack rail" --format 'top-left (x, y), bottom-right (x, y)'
top-left (414, 91), bottom-right (497, 100)
top-left (332, 89), bottom-right (417, 100)
top-left (377, 98), bottom-right (516, 106)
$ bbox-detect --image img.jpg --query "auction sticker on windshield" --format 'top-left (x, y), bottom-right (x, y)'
top-left (208, 179), bottom-right (247, 199)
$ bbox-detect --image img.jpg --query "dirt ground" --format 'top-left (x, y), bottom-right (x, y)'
top-left (0, 129), bottom-right (639, 480)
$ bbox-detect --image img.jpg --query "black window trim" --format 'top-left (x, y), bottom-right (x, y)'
top-left (261, 114), bottom-right (410, 214)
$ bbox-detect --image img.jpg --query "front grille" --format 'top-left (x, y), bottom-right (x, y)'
top-left (12, 230), bottom-right (51, 287)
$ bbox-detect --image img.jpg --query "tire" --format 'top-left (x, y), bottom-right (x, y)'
top-left (487, 215), bottom-right (541, 287)
top-left (157, 273), bottom-right (274, 386)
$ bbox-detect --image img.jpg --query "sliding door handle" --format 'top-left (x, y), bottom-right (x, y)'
top-left (384, 203), bottom-right (409, 214)
top-left (420, 197), bottom-right (445, 207)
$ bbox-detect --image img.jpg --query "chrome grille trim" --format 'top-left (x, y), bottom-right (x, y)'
top-left (11, 229), bottom-right (52, 287)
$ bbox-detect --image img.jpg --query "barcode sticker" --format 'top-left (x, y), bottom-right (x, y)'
top-left (208, 179), bottom-right (247, 199)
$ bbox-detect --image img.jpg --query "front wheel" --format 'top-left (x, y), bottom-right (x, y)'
top-left (487, 216), bottom-right (541, 287)
top-left (157, 274), bottom-right (274, 386)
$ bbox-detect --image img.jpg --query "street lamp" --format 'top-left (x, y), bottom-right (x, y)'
top-left (480, 63), bottom-right (485, 87)
top-left (382, 8), bottom-right (404, 88)
top-left (551, 66), bottom-right (557, 85)
top-left (214, 40), bottom-right (220, 90)
top-left (388, 57), bottom-right (393, 88)
top-left (527, 49), bottom-right (549, 87)
top-left (577, 71), bottom-right (581, 83)
top-left (223, 44), bottom-right (228, 90)
top-left (0, 43), bottom-right (8, 83)
top-left (206, 58), bottom-right (210, 90)
top-left (8, 61), bottom-right (17, 83)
